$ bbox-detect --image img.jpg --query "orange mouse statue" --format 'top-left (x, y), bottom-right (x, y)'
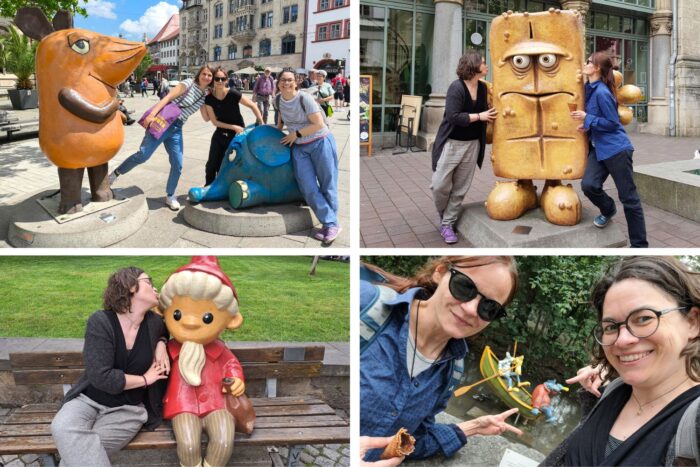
top-left (14, 7), bottom-right (146, 214)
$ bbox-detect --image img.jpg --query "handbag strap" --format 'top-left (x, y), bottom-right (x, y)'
top-left (173, 81), bottom-right (198, 109)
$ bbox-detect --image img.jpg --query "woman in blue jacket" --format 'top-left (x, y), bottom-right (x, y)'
top-left (360, 256), bottom-right (522, 463)
top-left (571, 51), bottom-right (647, 247)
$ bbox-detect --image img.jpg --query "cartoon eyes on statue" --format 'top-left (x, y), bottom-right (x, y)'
top-left (70, 39), bottom-right (90, 54)
top-left (538, 54), bottom-right (557, 69)
top-left (511, 55), bottom-right (531, 70)
top-left (173, 309), bottom-right (182, 321)
top-left (202, 313), bottom-right (214, 324)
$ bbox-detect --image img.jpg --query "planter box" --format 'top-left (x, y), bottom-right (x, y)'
top-left (8, 88), bottom-right (38, 110)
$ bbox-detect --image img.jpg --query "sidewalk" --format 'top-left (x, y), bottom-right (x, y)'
top-left (361, 133), bottom-right (700, 248)
top-left (0, 93), bottom-right (349, 248)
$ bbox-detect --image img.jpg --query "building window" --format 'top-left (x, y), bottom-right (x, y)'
top-left (260, 11), bottom-right (272, 28)
top-left (317, 25), bottom-right (327, 41)
top-left (229, 0), bottom-right (235, 13)
top-left (283, 5), bottom-right (298, 23)
top-left (334, 0), bottom-right (345, 7)
top-left (214, 24), bottom-right (223, 38)
top-left (281, 35), bottom-right (295, 54)
top-left (344, 20), bottom-right (350, 38)
top-left (213, 46), bottom-right (221, 61)
top-left (215, 2), bottom-right (223, 17)
top-left (259, 39), bottom-right (271, 56)
top-left (261, 0), bottom-right (272, 3)
top-left (319, 0), bottom-right (329, 10)
top-left (243, 45), bottom-right (253, 57)
top-left (228, 44), bottom-right (236, 59)
top-left (228, 21), bottom-right (234, 35)
top-left (331, 23), bottom-right (341, 39)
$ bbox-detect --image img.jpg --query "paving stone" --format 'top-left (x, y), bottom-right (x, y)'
top-left (322, 448), bottom-right (340, 462)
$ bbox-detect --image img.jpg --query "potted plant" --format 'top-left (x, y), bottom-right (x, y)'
top-left (5, 25), bottom-right (38, 110)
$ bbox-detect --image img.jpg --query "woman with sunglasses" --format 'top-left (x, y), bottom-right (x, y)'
top-left (570, 52), bottom-right (647, 247)
top-left (51, 267), bottom-right (170, 467)
top-left (201, 66), bottom-right (263, 186)
top-left (276, 67), bottom-right (341, 244)
top-left (360, 256), bottom-right (523, 463)
top-left (543, 256), bottom-right (700, 466)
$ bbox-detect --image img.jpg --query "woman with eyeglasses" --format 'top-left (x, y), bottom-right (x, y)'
top-left (543, 256), bottom-right (700, 466)
top-left (431, 51), bottom-right (496, 244)
top-left (201, 66), bottom-right (263, 186)
top-left (51, 267), bottom-right (170, 467)
top-left (570, 51), bottom-right (647, 247)
top-left (360, 256), bottom-right (523, 463)
top-left (276, 67), bottom-right (341, 244)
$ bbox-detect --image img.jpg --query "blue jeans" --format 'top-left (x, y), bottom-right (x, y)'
top-left (291, 134), bottom-right (339, 227)
top-left (116, 120), bottom-right (184, 197)
top-left (581, 147), bottom-right (648, 248)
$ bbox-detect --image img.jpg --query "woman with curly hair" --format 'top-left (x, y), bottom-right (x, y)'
top-left (546, 256), bottom-right (700, 466)
top-left (51, 267), bottom-right (169, 467)
top-left (431, 51), bottom-right (497, 244)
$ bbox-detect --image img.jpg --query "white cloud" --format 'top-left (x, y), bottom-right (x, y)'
top-left (86, 0), bottom-right (117, 20)
top-left (120, 2), bottom-right (179, 40)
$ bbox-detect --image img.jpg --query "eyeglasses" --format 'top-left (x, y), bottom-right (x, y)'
top-left (592, 306), bottom-right (687, 346)
top-left (138, 277), bottom-right (154, 287)
top-left (447, 266), bottom-right (507, 322)
top-left (213, 76), bottom-right (227, 82)
top-left (585, 59), bottom-right (592, 65)
top-left (279, 78), bottom-right (295, 83)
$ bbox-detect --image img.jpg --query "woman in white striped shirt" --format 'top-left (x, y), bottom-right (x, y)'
top-left (109, 65), bottom-right (214, 210)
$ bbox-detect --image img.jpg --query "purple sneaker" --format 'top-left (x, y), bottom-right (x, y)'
top-left (440, 224), bottom-right (458, 244)
top-left (323, 226), bottom-right (342, 243)
top-left (313, 228), bottom-right (326, 241)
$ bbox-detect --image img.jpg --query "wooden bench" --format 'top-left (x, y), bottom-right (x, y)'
top-left (0, 345), bottom-right (349, 466)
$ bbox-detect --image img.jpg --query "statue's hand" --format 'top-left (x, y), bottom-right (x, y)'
top-left (223, 377), bottom-right (245, 397)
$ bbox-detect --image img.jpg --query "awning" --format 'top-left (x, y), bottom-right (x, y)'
top-left (146, 64), bottom-right (171, 73)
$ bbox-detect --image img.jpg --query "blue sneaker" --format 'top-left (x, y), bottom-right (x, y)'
top-left (593, 212), bottom-right (614, 228)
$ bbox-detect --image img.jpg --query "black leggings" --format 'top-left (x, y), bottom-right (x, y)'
top-left (206, 130), bottom-right (235, 186)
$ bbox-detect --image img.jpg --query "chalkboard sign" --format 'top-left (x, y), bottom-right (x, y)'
top-left (359, 75), bottom-right (372, 156)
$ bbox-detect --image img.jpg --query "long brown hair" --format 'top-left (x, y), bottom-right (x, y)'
top-left (102, 267), bottom-right (145, 314)
top-left (590, 256), bottom-right (700, 383)
top-left (193, 64), bottom-right (214, 88)
top-left (590, 51), bottom-right (617, 102)
top-left (363, 256), bottom-right (519, 306)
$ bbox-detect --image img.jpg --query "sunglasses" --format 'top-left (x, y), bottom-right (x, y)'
top-left (213, 77), bottom-right (227, 82)
top-left (447, 266), bottom-right (506, 322)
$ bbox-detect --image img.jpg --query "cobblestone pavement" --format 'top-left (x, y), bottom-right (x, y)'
top-left (279, 444), bottom-right (351, 466)
top-left (361, 132), bottom-right (700, 248)
top-left (0, 92), bottom-right (350, 248)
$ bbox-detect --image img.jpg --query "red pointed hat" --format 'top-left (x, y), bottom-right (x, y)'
top-left (174, 256), bottom-right (238, 300)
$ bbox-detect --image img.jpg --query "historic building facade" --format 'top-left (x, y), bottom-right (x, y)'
top-left (305, 0), bottom-right (351, 78)
top-left (147, 13), bottom-right (180, 81)
top-left (179, 0), bottom-right (208, 77)
top-left (360, 0), bottom-right (700, 147)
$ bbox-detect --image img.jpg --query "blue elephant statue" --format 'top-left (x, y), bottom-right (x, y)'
top-left (188, 125), bottom-right (303, 208)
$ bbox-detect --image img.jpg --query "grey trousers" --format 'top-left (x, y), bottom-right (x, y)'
top-left (51, 393), bottom-right (148, 467)
top-left (431, 138), bottom-right (480, 225)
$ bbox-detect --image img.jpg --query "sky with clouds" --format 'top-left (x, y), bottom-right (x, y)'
top-left (74, 0), bottom-right (181, 41)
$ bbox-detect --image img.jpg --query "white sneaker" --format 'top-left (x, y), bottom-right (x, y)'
top-left (694, 149), bottom-right (700, 159)
top-left (108, 170), bottom-right (118, 186)
top-left (165, 195), bottom-right (180, 211)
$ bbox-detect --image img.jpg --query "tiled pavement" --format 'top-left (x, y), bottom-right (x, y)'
top-left (361, 133), bottom-right (700, 248)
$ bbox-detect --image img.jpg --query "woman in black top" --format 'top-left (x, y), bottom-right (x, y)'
top-left (51, 267), bottom-right (169, 467)
top-left (202, 66), bottom-right (263, 185)
top-left (431, 51), bottom-right (497, 244)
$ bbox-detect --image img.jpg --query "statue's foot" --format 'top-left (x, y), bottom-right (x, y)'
top-left (88, 164), bottom-right (114, 203)
top-left (58, 201), bottom-right (83, 215)
top-left (540, 181), bottom-right (581, 226)
top-left (485, 180), bottom-right (537, 220)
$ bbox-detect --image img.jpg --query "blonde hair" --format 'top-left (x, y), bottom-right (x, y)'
top-left (159, 270), bottom-right (239, 315)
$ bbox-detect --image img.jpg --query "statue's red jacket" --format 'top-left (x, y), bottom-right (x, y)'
top-left (163, 339), bottom-right (244, 419)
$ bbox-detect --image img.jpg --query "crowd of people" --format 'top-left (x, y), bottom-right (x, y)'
top-left (110, 65), bottom-right (346, 244)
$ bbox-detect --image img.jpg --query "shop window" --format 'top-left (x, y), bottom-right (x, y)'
top-left (213, 46), bottom-right (221, 61)
top-left (228, 44), bottom-right (236, 59)
top-left (243, 45), bottom-right (253, 57)
top-left (282, 35), bottom-right (295, 54)
top-left (259, 39), bottom-right (271, 56)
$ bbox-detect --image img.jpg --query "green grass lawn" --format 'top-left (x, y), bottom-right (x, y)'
top-left (0, 256), bottom-right (349, 342)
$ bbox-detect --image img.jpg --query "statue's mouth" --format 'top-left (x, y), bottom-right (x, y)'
top-left (58, 87), bottom-right (119, 124)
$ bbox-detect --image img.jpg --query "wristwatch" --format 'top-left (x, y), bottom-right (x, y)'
top-left (295, 130), bottom-right (302, 138)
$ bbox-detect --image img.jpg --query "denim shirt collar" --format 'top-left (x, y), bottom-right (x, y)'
top-left (384, 286), bottom-right (469, 363)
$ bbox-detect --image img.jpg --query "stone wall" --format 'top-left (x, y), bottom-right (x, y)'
top-left (676, 1), bottom-right (700, 136)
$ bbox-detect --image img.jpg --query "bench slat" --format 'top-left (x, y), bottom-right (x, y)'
top-left (0, 426), bottom-right (349, 455)
top-left (13, 362), bottom-right (323, 386)
top-left (0, 415), bottom-right (348, 437)
top-left (9, 347), bottom-right (325, 369)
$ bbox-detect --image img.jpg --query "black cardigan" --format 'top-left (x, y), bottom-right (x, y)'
top-left (62, 310), bottom-right (168, 431)
top-left (431, 79), bottom-right (488, 172)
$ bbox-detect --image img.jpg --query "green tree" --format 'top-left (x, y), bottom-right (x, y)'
top-left (134, 52), bottom-right (152, 82)
top-left (0, 0), bottom-right (87, 19)
top-left (5, 25), bottom-right (38, 89)
top-left (362, 256), bottom-right (430, 278)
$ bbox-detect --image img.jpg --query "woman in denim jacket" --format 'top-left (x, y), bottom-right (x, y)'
top-left (571, 51), bottom-right (647, 247)
top-left (360, 256), bottom-right (522, 464)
